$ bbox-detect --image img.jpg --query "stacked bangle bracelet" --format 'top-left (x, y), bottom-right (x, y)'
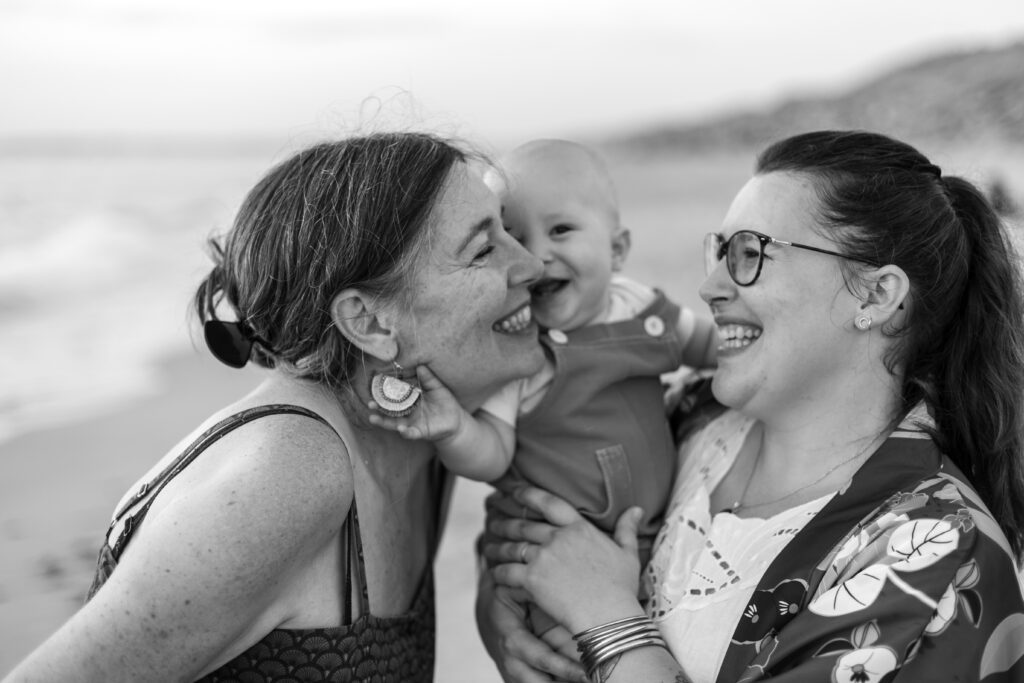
top-left (573, 615), bottom-right (668, 680)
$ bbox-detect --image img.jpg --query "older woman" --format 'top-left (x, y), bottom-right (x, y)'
top-left (482, 130), bottom-right (1024, 682)
top-left (3, 132), bottom-right (544, 682)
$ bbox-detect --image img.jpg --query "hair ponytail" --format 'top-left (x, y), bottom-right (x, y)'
top-left (931, 177), bottom-right (1024, 557)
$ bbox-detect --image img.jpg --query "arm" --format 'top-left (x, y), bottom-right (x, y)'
top-left (488, 487), bottom-right (693, 682)
top-left (2, 417), bottom-right (353, 683)
top-left (369, 365), bottom-right (515, 481)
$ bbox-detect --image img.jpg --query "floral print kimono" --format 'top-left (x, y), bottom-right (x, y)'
top-left (654, 408), bottom-right (1024, 682)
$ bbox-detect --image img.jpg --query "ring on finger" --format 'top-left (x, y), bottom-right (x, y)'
top-left (519, 542), bottom-right (530, 564)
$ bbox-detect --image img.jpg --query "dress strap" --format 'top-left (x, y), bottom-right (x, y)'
top-left (339, 461), bottom-right (451, 623)
top-left (342, 503), bottom-right (371, 621)
top-left (107, 404), bottom-right (333, 560)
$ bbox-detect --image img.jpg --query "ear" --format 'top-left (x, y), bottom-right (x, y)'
top-left (611, 226), bottom-right (632, 272)
top-left (330, 288), bottom-right (398, 362)
top-left (857, 264), bottom-right (910, 328)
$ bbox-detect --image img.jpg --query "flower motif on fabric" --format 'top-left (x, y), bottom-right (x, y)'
top-left (831, 647), bottom-right (898, 683)
top-left (813, 621), bottom-right (898, 683)
top-left (884, 491), bottom-right (929, 515)
top-left (931, 482), bottom-right (963, 503)
top-left (943, 507), bottom-right (976, 534)
top-left (732, 579), bottom-right (807, 644)
top-left (925, 559), bottom-right (983, 636)
top-left (810, 519), bottom-right (958, 616)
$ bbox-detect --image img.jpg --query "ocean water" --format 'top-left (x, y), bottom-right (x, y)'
top-left (0, 152), bottom-right (276, 444)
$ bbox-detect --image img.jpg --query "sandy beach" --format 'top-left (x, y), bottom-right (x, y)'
top-left (0, 347), bottom-right (502, 682)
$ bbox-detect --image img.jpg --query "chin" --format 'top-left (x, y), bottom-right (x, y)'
top-left (509, 339), bottom-right (546, 376)
top-left (709, 372), bottom-right (751, 412)
top-left (490, 328), bottom-right (545, 375)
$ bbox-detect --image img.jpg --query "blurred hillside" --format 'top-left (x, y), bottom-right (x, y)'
top-left (610, 41), bottom-right (1024, 154)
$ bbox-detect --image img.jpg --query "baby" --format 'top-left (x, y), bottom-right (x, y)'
top-left (371, 139), bottom-right (717, 652)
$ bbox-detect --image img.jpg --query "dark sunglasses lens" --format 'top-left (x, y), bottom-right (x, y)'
top-left (728, 232), bottom-right (762, 286)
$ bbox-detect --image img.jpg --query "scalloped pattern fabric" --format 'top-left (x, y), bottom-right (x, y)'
top-left (196, 577), bottom-right (435, 682)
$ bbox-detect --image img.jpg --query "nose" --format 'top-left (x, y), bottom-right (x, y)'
top-left (698, 258), bottom-right (735, 308)
top-left (505, 233), bottom-right (544, 288)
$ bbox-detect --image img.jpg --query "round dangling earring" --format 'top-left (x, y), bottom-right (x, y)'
top-left (855, 313), bottom-right (873, 331)
top-left (370, 361), bottom-right (422, 418)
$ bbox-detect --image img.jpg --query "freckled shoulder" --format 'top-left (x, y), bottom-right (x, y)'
top-left (204, 412), bottom-right (357, 534)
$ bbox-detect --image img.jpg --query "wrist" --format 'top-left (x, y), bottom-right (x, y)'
top-left (573, 613), bottom-right (668, 681)
top-left (434, 410), bottom-right (468, 447)
top-left (563, 594), bottom-right (646, 635)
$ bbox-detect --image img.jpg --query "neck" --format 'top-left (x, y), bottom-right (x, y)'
top-left (753, 370), bottom-right (902, 479)
top-left (268, 371), bottom-right (435, 480)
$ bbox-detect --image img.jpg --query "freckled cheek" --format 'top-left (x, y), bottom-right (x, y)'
top-left (431, 309), bottom-right (495, 358)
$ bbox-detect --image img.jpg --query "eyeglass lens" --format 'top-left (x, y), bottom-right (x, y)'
top-left (705, 231), bottom-right (763, 286)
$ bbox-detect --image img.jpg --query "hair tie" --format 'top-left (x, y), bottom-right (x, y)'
top-left (203, 319), bottom-right (270, 368)
top-left (918, 162), bottom-right (942, 179)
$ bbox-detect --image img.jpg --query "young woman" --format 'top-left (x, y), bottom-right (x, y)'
top-left (481, 130), bottom-right (1024, 683)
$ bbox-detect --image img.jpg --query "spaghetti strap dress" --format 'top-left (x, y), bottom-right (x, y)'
top-left (87, 404), bottom-right (439, 682)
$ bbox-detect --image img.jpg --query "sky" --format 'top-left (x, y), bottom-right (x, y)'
top-left (3, 0), bottom-right (1024, 148)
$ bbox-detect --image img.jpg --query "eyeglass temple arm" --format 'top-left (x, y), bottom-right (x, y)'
top-left (770, 237), bottom-right (879, 267)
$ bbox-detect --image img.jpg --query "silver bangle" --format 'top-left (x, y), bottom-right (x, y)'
top-left (582, 621), bottom-right (657, 650)
top-left (574, 616), bottom-right (667, 680)
top-left (574, 615), bottom-right (649, 640)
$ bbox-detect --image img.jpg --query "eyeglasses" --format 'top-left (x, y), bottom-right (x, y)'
top-left (704, 230), bottom-right (879, 286)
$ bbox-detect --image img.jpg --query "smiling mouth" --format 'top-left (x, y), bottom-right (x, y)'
top-left (530, 277), bottom-right (568, 299)
top-left (718, 324), bottom-right (762, 349)
top-left (493, 304), bottom-right (533, 333)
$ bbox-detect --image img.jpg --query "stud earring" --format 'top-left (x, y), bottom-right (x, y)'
top-left (370, 362), bottom-right (421, 417)
top-left (855, 314), bottom-right (873, 331)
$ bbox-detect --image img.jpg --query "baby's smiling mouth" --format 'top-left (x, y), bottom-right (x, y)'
top-left (530, 277), bottom-right (568, 299)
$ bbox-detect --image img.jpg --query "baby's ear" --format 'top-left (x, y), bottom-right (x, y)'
top-left (611, 226), bottom-right (631, 272)
top-left (331, 288), bottom-right (397, 362)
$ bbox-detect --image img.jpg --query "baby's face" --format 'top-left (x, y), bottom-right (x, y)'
top-left (499, 169), bottom-right (624, 332)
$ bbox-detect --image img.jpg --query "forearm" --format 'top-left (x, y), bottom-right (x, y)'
top-left (586, 646), bottom-right (689, 683)
top-left (564, 607), bottom-right (690, 683)
top-left (437, 412), bottom-right (513, 482)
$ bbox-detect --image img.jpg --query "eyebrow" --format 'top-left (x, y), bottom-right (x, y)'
top-left (454, 215), bottom-right (496, 256)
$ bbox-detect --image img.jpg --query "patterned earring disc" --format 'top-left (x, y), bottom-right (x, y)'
top-left (370, 374), bottom-right (422, 417)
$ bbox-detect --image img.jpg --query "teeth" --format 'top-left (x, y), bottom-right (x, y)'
top-left (494, 305), bottom-right (532, 333)
top-left (717, 324), bottom-right (762, 349)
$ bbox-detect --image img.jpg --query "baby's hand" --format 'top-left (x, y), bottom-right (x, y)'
top-left (368, 365), bottom-right (467, 442)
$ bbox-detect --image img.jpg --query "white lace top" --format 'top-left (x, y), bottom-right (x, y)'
top-left (642, 410), bottom-right (833, 683)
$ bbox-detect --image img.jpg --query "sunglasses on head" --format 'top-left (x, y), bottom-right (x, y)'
top-left (704, 230), bottom-right (879, 286)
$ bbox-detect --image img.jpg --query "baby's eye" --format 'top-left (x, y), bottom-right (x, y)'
top-left (550, 223), bottom-right (573, 236)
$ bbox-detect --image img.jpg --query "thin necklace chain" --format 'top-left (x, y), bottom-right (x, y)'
top-left (727, 436), bottom-right (879, 513)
